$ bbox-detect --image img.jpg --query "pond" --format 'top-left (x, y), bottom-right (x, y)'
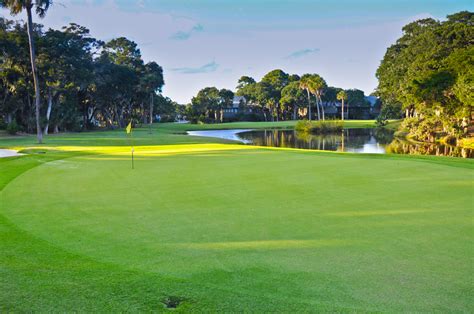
top-left (188, 128), bottom-right (473, 158)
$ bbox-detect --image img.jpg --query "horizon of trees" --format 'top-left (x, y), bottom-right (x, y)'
top-left (0, 16), bottom-right (164, 136)
top-left (185, 69), bottom-right (374, 123)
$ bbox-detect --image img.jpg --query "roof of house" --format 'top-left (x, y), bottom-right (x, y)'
top-left (232, 96), bottom-right (246, 108)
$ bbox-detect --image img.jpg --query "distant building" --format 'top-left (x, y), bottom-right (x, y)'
top-left (317, 96), bottom-right (380, 120)
top-left (319, 102), bottom-right (348, 119)
top-left (223, 96), bottom-right (248, 118)
top-left (345, 96), bottom-right (381, 119)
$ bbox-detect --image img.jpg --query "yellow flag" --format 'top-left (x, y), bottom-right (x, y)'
top-left (126, 122), bottom-right (132, 134)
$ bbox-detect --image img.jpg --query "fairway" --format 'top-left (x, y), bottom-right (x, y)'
top-left (1, 142), bottom-right (473, 311)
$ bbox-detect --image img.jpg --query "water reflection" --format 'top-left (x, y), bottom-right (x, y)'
top-left (237, 129), bottom-right (473, 158)
top-left (386, 138), bottom-right (473, 158)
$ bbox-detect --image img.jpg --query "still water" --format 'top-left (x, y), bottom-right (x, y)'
top-left (188, 128), bottom-right (473, 158)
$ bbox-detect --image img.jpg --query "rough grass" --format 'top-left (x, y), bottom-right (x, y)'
top-left (0, 121), bottom-right (473, 312)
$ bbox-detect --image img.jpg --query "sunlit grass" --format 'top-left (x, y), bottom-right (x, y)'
top-left (172, 239), bottom-right (351, 250)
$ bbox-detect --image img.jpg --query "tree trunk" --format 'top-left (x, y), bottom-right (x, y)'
top-left (27, 92), bottom-right (32, 133)
top-left (319, 95), bottom-right (325, 120)
top-left (44, 87), bottom-right (53, 135)
top-left (341, 99), bottom-right (344, 121)
top-left (341, 130), bottom-right (345, 152)
top-left (83, 105), bottom-right (88, 130)
top-left (306, 89), bottom-right (312, 121)
top-left (26, 7), bottom-right (43, 143)
top-left (293, 105), bottom-right (297, 120)
top-left (149, 92), bottom-right (154, 124)
top-left (315, 94), bottom-right (321, 121)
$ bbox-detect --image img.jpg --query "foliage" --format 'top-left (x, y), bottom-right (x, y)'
top-left (376, 11), bottom-right (473, 141)
top-left (295, 119), bottom-right (342, 133)
top-left (6, 119), bottom-right (19, 134)
top-left (295, 119), bottom-right (313, 132)
top-left (0, 17), bottom-right (164, 133)
top-left (154, 95), bottom-right (178, 122)
top-left (336, 90), bottom-right (347, 102)
top-left (376, 103), bottom-right (402, 127)
top-left (230, 69), bottom-right (372, 122)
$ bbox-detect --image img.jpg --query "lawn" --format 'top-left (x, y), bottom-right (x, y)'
top-left (0, 121), bottom-right (473, 312)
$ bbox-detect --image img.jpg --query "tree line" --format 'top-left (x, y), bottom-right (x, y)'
top-left (0, 0), bottom-right (164, 143)
top-left (186, 69), bottom-right (372, 123)
top-left (376, 11), bottom-right (473, 142)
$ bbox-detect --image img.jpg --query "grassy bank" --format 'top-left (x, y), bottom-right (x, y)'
top-left (0, 121), bottom-right (473, 311)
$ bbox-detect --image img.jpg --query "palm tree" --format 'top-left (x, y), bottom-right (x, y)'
top-left (0, 0), bottom-right (52, 143)
top-left (311, 75), bottom-right (326, 121)
top-left (337, 90), bottom-right (348, 120)
top-left (299, 75), bottom-right (316, 120)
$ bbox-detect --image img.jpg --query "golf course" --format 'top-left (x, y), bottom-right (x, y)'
top-left (1, 121), bottom-right (473, 312)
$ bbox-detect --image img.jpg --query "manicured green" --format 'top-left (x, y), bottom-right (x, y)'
top-left (1, 121), bottom-right (473, 312)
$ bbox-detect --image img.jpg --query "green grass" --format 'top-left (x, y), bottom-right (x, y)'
top-left (0, 121), bottom-right (473, 312)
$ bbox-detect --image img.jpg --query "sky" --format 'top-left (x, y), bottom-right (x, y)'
top-left (1, 0), bottom-right (472, 103)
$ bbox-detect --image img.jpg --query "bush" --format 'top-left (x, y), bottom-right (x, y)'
top-left (295, 119), bottom-right (313, 132)
top-left (295, 119), bottom-right (343, 133)
top-left (6, 120), bottom-right (19, 135)
top-left (376, 114), bottom-right (388, 127)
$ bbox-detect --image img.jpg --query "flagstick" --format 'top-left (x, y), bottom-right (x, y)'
top-left (126, 121), bottom-right (135, 170)
top-left (131, 130), bottom-right (135, 170)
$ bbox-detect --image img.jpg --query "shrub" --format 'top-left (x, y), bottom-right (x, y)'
top-left (295, 119), bottom-right (342, 133)
top-left (376, 114), bottom-right (388, 127)
top-left (6, 120), bottom-right (19, 135)
top-left (295, 119), bottom-right (312, 132)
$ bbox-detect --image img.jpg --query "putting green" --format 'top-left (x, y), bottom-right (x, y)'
top-left (1, 145), bottom-right (473, 311)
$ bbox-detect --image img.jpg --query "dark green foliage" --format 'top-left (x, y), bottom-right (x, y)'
top-left (376, 103), bottom-right (402, 127)
top-left (376, 11), bottom-right (473, 141)
top-left (6, 120), bottom-right (19, 134)
top-left (0, 18), bottom-right (164, 132)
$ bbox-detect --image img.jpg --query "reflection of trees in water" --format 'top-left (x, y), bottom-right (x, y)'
top-left (238, 129), bottom-right (473, 158)
top-left (387, 139), bottom-right (473, 158)
top-left (241, 129), bottom-right (378, 151)
top-left (373, 128), bottom-right (395, 144)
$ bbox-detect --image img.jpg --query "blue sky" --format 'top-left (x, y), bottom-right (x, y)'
top-left (2, 0), bottom-right (472, 103)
